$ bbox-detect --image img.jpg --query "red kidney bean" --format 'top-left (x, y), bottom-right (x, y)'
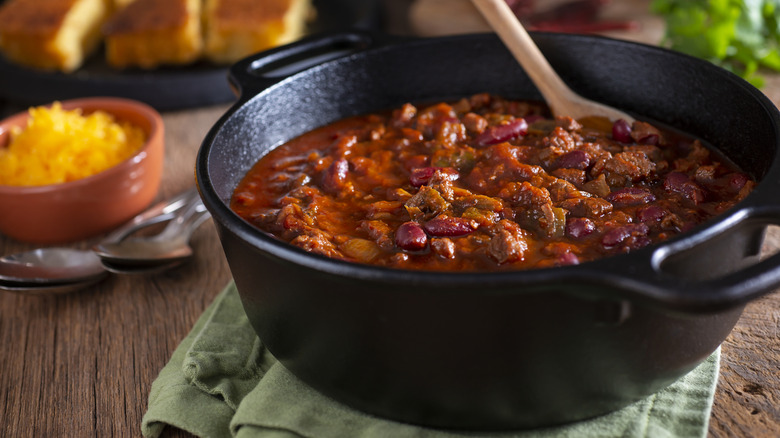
top-left (664, 171), bottom-right (688, 187)
top-left (556, 251), bottom-right (580, 266)
top-left (606, 187), bottom-right (656, 207)
top-left (553, 150), bottom-right (591, 170)
top-left (395, 221), bottom-right (428, 251)
top-left (409, 167), bottom-right (436, 187)
top-left (612, 119), bottom-right (632, 143)
top-left (630, 121), bottom-right (663, 145)
top-left (637, 205), bottom-right (666, 223)
top-left (637, 134), bottom-right (659, 145)
top-left (322, 158), bottom-right (349, 193)
top-left (566, 217), bottom-right (595, 239)
top-left (524, 114), bottom-right (546, 124)
top-left (423, 216), bottom-right (476, 237)
top-left (475, 118), bottom-right (528, 147)
top-left (664, 172), bottom-right (705, 204)
top-left (725, 172), bottom-right (749, 193)
top-left (409, 167), bottom-right (459, 187)
top-left (601, 223), bottom-right (649, 248)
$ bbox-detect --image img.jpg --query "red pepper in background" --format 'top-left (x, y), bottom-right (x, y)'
top-left (507, 0), bottom-right (639, 34)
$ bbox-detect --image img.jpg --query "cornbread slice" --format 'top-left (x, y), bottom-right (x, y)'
top-left (203, 0), bottom-right (313, 64)
top-left (0, 0), bottom-right (110, 72)
top-left (103, 0), bottom-right (202, 69)
top-left (111, 0), bottom-right (137, 10)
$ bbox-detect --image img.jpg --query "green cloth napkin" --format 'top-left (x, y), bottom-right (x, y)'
top-left (141, 282), bottom-right (720, 438)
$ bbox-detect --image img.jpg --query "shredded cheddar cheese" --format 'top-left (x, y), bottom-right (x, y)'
top-left (0, 102), bottom-right (147, 186)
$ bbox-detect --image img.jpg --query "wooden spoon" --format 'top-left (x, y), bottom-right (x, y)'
top-left (471, 0), bottom-right (635, 123)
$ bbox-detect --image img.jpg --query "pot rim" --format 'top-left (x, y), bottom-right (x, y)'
top-left (197, 31), bottom-right (780, 312)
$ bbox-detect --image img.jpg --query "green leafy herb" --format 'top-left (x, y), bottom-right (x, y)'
top-left (651, 0), bottom-right (780, 87)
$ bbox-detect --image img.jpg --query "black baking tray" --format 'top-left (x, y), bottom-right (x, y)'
top-left (0, 0), bottom-right (381, 111)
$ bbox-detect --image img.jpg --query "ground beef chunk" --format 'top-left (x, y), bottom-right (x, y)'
top-left (431, 237), bottom-right (457, 259)
top-left (559, 196), bottom-right (613, 218)
top-left (290, 230), bottom-right (342, 258)
top-left (598, 151), bottom-right (656, 184)
top-left (463, 112), bottom-right (488, 135)
top-left (405, 186), bottom-right (450, 221)
top-left (630, 121), bottom-right (665, 145)
top-left (360, 220), bottom-right (395, 250)
top-left (488, 220), bottom-right (528, 263)
top-left (544, 126), bottom-right (578, 152)
top-left (555, 116), bottom-right (582, 132)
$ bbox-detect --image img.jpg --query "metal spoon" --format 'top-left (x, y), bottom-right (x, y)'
top-left (471, 0), bottom-right (635, 123)
top-left (100, 187), bottom-right (203, 245)
top-left (0, 188), bottom-right (196, 284)
top-left (0, 248), bottom-right (109, 295)
top-left (92, 196), bottom-right (211, 269)
top-left (0, 187), bottom-right (205, 294)
top-left (0, 248), bottom-right (107, 285)
top-left (99, 259), bottom-right (186, 275)
top-left (0, 276), bottom-right (106, 295)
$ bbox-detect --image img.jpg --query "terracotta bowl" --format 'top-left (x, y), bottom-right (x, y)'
top-left (0, 97), bottom-right (164, 244)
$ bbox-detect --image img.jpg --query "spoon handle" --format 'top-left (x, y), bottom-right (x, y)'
top-left (471, 0), bottom-right (634, 122)
top-left (155, 196), bottom-right (211, 244)
top-left (101, 187), bottom-right (201, 244)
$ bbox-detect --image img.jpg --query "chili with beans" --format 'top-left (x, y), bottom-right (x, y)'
top-left (231, 94), bottom-right (754, 271)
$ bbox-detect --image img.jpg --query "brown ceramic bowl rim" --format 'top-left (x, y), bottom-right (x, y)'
top-left (0, 97), bottom-right (162, 194)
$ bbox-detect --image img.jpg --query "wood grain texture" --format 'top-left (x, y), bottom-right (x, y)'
top-left (1, 1), bottom-right (779, 437)
top-left (711, 227), bottom-right (780, 437)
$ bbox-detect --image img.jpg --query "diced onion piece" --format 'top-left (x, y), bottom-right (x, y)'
top-left (340, 238), bottom-right (382, 263)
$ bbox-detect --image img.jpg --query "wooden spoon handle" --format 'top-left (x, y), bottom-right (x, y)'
top-left (471, 0), bottom-right (634, 122)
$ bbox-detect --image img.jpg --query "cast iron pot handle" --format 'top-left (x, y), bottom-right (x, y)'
top-left (227, 30), bottom-right (402, 101)
top-left (594, 204), bottom-right (780, 312)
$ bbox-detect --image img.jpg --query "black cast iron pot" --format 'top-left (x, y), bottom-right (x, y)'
top-left (196, 31), bottom-right (780, 430)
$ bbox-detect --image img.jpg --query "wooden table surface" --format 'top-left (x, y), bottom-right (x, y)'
top-left (1, 1), bottom-right (778, 437)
